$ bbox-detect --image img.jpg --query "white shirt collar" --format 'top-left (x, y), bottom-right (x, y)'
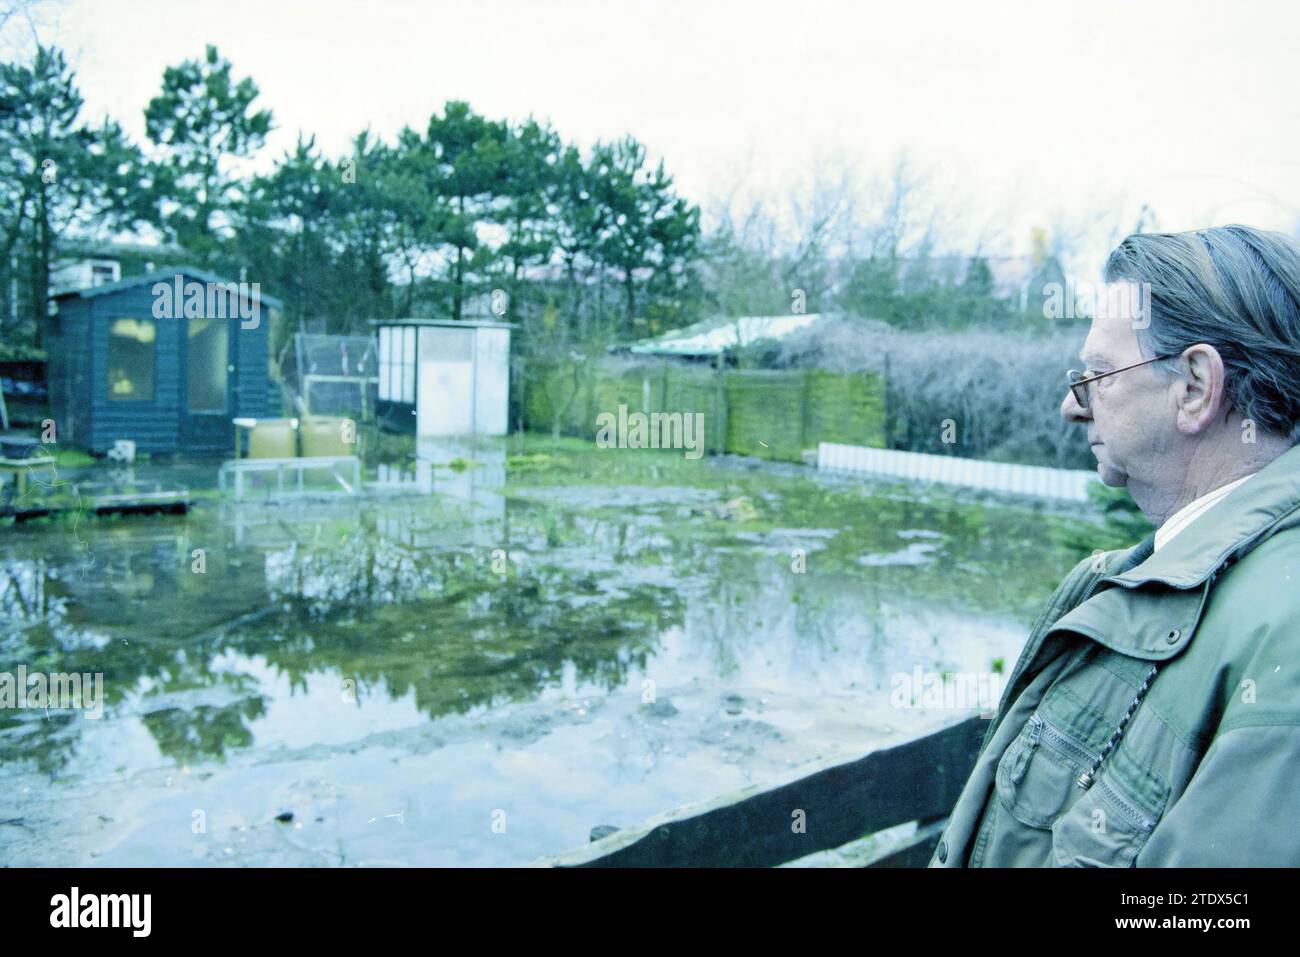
top-left (1153, 474), bottom-right (1255, 553)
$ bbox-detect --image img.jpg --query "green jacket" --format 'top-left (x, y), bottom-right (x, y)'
top-left (931, 443), bottom-right (1300, 867)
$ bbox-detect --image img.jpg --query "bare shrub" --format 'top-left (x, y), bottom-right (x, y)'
top-left (778, 316), bottom-right (1093, 468)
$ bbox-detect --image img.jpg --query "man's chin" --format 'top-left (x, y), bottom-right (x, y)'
top-left (1096, 462), bottom-right (1128, 487)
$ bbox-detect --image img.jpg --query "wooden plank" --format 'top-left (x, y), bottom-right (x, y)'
top-left (93, 500), bottom-right (189, 517)
top-left (0, 454), bottom-right (55, 469)
top-left (779, 818), bottom-right (947, 868)
top-left (5, 474), bottom-right (193, 522)
top-left (91, 491), bottom-right (190, 506)
top-left (866, 819), bottom-right (948, 867)
top-left (538, 715), bottom-right (987, 868)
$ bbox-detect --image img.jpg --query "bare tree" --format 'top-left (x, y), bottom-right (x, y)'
top-left (0, 0), bottom-right (61, 57)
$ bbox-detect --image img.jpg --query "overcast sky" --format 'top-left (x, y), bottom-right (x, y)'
top-left (8, 0), bottom-right (1300, 273)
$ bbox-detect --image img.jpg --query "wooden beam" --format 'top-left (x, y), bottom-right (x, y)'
top-left (780, 817), bottom-right (948, 868)
top-left (537, 715), bottom-right (988, 868)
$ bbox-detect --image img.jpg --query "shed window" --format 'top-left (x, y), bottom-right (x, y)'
top-left (379, 326), bottom-right (392, 400)
top-left (402, 326), bottom-right (415, 403)
top-left (107, 317), bottom-right (156, 401)
top-left (379, 325), bottom-right (417, 403)
top-left (187, 316), bottom-right (229, 412)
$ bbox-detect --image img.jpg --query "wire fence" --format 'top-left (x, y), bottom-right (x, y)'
top-left (279, 333), bottom-right (379, 418)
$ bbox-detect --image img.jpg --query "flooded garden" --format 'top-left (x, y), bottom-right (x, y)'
top-left (0, 436), bottom-right (1132, 866)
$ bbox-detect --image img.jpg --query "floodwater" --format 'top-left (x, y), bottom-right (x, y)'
top-left (0, 437), bottom-right (1126, 866)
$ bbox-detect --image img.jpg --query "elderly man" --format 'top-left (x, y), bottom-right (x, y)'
top-left (931, 224), bottom-right (1300, 867)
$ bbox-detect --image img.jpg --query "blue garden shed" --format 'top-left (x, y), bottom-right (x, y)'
top-left (48, 268), bottom-right (281, 455)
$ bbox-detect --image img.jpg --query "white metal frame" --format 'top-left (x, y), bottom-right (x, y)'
top-left (218, 455), bottom-right (362, 501)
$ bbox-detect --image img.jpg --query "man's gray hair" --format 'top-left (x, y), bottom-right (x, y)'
top-left (1103, 224), bottom-right (1300, 443)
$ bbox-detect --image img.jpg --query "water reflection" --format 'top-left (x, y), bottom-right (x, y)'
top-left (2, 498), bottom-right (681, 769)
top-left (1, 440), bottom-right (1125, 863)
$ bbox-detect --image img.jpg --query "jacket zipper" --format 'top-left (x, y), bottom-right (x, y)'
top-left (1008, 713), bottom-right (1046, 785)
top-left (1095, 776), bottom-right (1157, 831)
top-left (1018, 713), bottom-right (1159, 833)
top-left (1031, 714), bottom-right (1157, 827)
top-left (1038, 716), bottom-right (1099, 768)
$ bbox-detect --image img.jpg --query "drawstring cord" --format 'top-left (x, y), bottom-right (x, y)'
top-left (1076, 663), bottom-right (1160, 791)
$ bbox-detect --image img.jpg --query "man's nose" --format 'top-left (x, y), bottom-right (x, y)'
top-left (1061, 386), bottom-right (1091, 424)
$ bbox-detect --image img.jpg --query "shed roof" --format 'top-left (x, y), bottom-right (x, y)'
top-left (52, 266), bottom-right (284, 310)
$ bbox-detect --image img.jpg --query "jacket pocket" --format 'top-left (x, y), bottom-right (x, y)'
top-left (1051, 744), bottom-right (1169, 867)
top-left (995, 712), bottom-right (1095, 830)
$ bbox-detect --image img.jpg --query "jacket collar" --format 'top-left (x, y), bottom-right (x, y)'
top-left (1108, 441), bottom-right (1300, 590)
top-left (1047, 442), bottom-right (1300, 660)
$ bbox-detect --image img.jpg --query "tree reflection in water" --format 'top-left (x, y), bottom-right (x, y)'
top-left (1, 440), bottom-right (1137, 774)
top-left (1, 498), bottom-right (684, 768)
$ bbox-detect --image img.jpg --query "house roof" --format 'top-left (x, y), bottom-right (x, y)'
top-left (621, 313), bottom-right (826, 358)
top-left (52, 266), bottom-right (284, 310)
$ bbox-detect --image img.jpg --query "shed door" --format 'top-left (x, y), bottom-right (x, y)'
top-left (179, 314), bottom-right (236, 452)
top-left (417, 326), bottom-right (474, 436)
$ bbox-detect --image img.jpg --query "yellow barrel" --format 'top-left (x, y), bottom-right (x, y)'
top-left (298, 416), bottom-right (355, 457)
top-left (246, 418), bottom-right (298, 459)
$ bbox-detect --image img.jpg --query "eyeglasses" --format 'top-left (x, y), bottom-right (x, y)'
top-left (1066, 354), bottom-right (1176, 410)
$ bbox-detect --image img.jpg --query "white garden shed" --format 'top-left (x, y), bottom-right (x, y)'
top-left (372, 319), bottom-right (514, 437)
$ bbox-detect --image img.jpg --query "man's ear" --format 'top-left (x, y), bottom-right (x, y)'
top-left (1176, 343), bottom-right (1228, 434)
